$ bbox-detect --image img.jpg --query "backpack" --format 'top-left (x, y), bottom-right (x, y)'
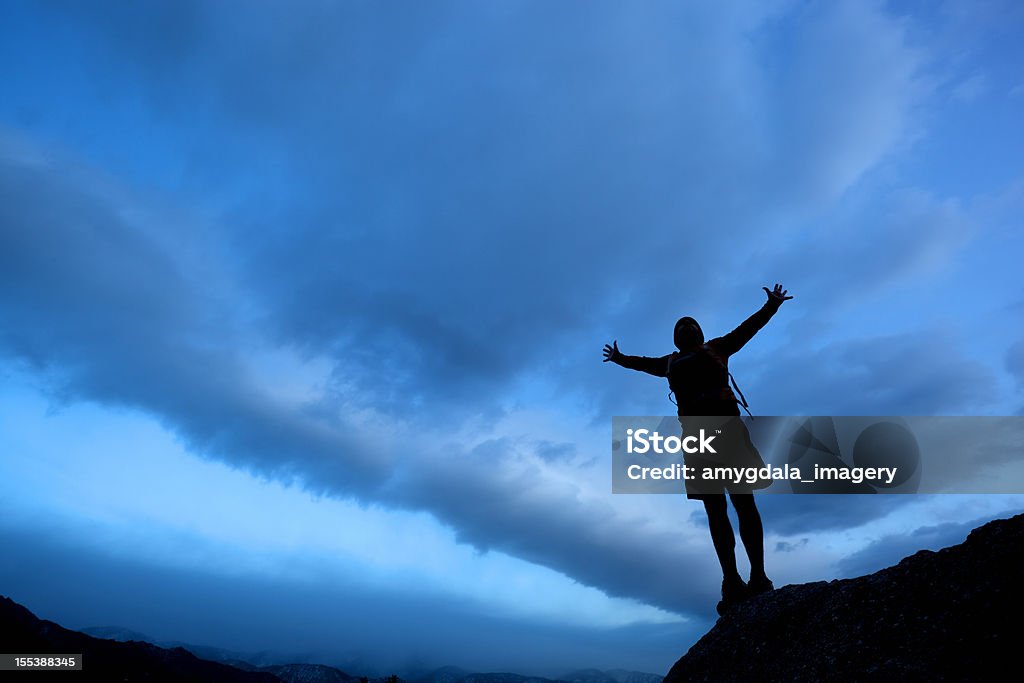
top-left (667, 346), bottom-right (753, 417)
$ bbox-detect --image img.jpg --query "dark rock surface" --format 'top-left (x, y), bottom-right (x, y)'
top-left (665, 513), bottom-right (1024, 682)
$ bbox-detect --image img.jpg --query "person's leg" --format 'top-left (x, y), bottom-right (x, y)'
top-left (702, 494), bottom-right (747, 614)
top-left (702, 494), bottom-right (742, 585)
top-left (730, 492), bottom-right (773, 591)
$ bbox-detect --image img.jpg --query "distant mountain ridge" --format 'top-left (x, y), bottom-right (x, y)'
top-left (1, 595), bottom-right (278, 682)
top-left (78, 626), bottom-right (286, 670)
top-left (561, 669), bottom-right (663, 683)
top-left (413, 667), bottom-right (662, 683)
top-left (13, 514), bottom-right (1021, 681)
top-left (4, 596), bottom-right (661, 683)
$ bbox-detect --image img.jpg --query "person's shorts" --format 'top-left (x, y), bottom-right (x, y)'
top-left (678, 416), bottom-right (771, 500)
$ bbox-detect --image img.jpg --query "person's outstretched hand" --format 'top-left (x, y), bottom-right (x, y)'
top-left (764, 283), bottom-right (793, 304)
top-left (603, 340), bottom-right (621, 363)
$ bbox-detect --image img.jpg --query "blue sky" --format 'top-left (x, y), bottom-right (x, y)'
top-left (1, 0), bottom-right (1024, 676)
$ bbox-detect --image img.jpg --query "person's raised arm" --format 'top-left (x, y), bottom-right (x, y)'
top-left (603, 340), bottom-right (670, 377)
top-left (711, 284), bottom-right (793, 357)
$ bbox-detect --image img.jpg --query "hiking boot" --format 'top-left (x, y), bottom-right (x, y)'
top-left (716, 577), bottom-right (748, 616)
top-left (747, 574), bottom-right (775, 597)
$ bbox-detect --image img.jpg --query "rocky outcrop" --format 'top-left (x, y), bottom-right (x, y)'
top-left (665, 513), bottom-right (1024, 682)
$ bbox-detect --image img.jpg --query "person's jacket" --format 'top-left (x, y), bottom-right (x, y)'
top-left (612, 299), bottom-right (782, 416)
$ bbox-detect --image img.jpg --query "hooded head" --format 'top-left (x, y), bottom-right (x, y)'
top-left (674, 316), bottom-right (704, 350)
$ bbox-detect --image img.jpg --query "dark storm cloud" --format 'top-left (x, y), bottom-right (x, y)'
top-left (746, 328), bottom-right (998, 416)
top-left (392, 445), bottom-right (727, 613)
top-left (774, 538), bottom-right (808, 553)
top-left (0, 0), bottom-right (954, 619)
top-left (750, 496), bottom-right (916, 536)
top-left (535, 441), bottom-right (577, 463)
top-left (684, 495), bottom-right (917, 536)
top-left (0, 143), bottom-right (388, 494)
top-left (37, 0), bottom-right (932, 420)
top-left (0, 132), bottom-right (733, 619)
top-left (763, 189), bottom-right (973, 309)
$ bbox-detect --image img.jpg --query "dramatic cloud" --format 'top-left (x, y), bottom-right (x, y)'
top-left (2, 0), bottom-right (1023, 671)
top-left (747, 329), bottom-right (998, 416)
top-left (0, 139), bottom-right (389, 494)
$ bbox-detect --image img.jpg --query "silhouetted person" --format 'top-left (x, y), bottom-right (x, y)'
top-left (604, 284), bottom-right (793, 614)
